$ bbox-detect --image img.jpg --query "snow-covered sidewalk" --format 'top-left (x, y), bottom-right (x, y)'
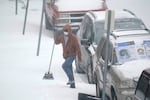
top-left (0, 0), bottom-right (95, 100)
top-left (1, 0), bottom-right (149, 100)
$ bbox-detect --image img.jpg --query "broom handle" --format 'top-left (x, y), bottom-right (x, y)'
top-left (48, 42), bottom-right (55, 73)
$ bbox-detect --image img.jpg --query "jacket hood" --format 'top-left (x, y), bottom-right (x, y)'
top-left (63, 23), bottom-right (72, 36)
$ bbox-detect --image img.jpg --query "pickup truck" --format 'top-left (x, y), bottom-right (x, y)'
top-left (44, 0), bottom-right (107, 33)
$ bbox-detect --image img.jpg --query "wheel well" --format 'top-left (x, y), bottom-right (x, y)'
top-left (111, 86), bottom-right (117, 100)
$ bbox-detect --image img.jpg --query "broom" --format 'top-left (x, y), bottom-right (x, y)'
top-left (43, 43), bottom-right (55, 80)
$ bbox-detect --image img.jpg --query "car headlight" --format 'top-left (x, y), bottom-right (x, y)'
top-left (120, 80), bottom-right (135, 88)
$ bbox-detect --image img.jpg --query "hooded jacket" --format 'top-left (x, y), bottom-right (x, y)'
top-left (54, 24), bottom-right (82, 62)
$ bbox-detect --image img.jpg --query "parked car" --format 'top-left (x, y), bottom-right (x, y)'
top-left (75, 9), bottom-right (148, 84)
top-left (94, 26), bottom-right (150, 100)
top-left (44, 0), bottom-right (107, 33)
top-left (134, 68), bottom-right (150, 100)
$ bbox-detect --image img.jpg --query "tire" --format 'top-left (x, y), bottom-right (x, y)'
top-left (95, 75), bottom-right (102, 97)
top-left (111, 88), bottom-right (117, 100)
top-left (87, 63), bottom-right (94, 84)
top-left (75, 58), bottom-right (84, 73)
top-left (78, 93), bottom-right (100, 100)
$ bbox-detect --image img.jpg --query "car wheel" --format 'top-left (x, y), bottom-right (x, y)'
top-left (111, 88), bottom-right (117, 100)
top-left (95, 73), bottom-right (110, 100)
top-left (95, 75), bottom-right (102, 97)
top-left (87, 62), bottom-right (94, 84)
top-left (75, 58), bottom-right (84, 73)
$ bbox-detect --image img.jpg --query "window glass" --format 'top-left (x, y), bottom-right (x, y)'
top-left (114, 18), bottom-right (146, 31)
top-left (135, 74), bottom-right (149, 100)
top-left (93, 18), bottom-right (145, 45)
top-left (101, 40), bottom-right (113, 62)
top-left (94, 21), bottom-right (105, 44)
top-left (81, 15), bottom-right (92, 39)
top-left (96, 36), bottom-right (106, 59)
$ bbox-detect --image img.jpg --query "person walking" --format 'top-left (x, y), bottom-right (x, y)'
top-left (53, 23), bottom-right (82, 88)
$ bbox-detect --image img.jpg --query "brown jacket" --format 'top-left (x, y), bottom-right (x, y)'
top-left (53, 24), bottom-right (82, 62)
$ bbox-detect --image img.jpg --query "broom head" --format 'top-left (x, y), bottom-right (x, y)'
top-left (43, 72), bottom-right (54, 80)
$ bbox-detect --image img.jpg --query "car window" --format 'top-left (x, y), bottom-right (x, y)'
top-left (101, 39), bottom-right (113, 63)
top-left (81, 15), bottom-right (93, 40)
top-left (114, 40), bottom-right (150, 64)
top-left (96, 36), bottom-right (106, 59)
top-left (114, 18), bottom-right (146, 31)
top-left (135, 74), bottom-right (149, 100)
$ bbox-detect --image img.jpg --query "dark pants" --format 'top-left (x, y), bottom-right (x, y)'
top-left (62, 56), bottom-right (75, 82)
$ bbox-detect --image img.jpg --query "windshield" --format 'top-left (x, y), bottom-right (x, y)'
top-left (114, 18), bottom-right (146, 31)
top-left (114, 40), bottom-right (150, 64)
top-left (93, 18), bottom-right (146, 45)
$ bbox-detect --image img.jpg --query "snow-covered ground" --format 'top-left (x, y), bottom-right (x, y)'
top-left (0, 0), bottom-right (95, 100)
top-left (0, 0), bottom-right (149, 100)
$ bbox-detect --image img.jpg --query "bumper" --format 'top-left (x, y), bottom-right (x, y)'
top-left (117, 89), bottom-right (135, 100)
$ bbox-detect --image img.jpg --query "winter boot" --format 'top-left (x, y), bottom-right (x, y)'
top-left (70, 82), bottom-right (75, 88)
top-left (66, 81), bottom-right (71, 85)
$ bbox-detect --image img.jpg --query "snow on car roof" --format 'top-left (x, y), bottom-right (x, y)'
top-left (55, 0), bottom-right (104, 12)
top-left (89, 10), bottom-right (136, 21)
top-left (111, 30), bottom-right (150, 44)
top-left (113, 30), bottom-right (149, 37)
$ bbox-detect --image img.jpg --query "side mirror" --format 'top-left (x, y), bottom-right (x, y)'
top-left (81, 39), bottom-right (91, 46)
top-left (107, 62), bottom-right (112, 70)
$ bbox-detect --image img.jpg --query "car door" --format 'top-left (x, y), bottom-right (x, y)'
top-left (79, 15), bottom-right (94, 72)
top-left (95, 35), bottom-right (114, 98)
top-left (135, 71), bottom-right (150, 100)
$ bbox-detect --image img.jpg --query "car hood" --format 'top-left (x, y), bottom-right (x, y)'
top-left (113, 59), bottom-right (150, 79)
top-left (55, 0), bottom-right (105, 12)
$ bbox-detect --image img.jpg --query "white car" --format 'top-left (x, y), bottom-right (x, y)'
top-left (94, 29), bottom-right (150, 100)
top-left (44, 0), bottom-right (107, 33)
top-left (75, 9), bottom-right (148, 84)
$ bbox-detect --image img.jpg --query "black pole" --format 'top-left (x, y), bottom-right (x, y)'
top-left (15, 0), bottom-right (18, 15)
top-left (22, 0), bottom-right (29, 35)
top-left (36, 0), bottom-right (45, 56)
